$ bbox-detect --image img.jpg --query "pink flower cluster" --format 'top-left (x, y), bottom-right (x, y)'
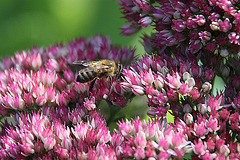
top-left (118, 0), bottom-right (240, 50)
top-left (0, 35), bottom-right (135, 116)
top-left (120, 52), bottom-right (240, 158)
top-left (115, 117), bottom-right (192, 159)
top-left (0, 35), bottom-right (137, 159)
top-left (118, 4), bottom-right (240, 159)
top-left (118, 0), bottom-right (240, 89)
top-left (121, 53), bottom-right (214, 119)
top-left (1, 33), bottom-right (239, 158)
top-left (0, 108), bottom-right (193, 159)
top-left (0, 0), bottom-right (240, 158)
top-left (0, 109), bottom-right (113, 159)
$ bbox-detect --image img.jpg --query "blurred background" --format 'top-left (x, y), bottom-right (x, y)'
top-left (0, 0), bottom-right (146, 56)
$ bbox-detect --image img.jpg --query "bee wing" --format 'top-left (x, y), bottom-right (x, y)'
top-left (77, 64), bottom-right (110, 73)
top-left (78, 67), bottom-right (96, 73)
top-left (72, 60), bottom-right (100, 67)
top-left (95, 64), bottom-right (111, 70)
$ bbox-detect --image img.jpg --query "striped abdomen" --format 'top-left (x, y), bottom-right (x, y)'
top-left (77, 69), bottom-right (98, 83)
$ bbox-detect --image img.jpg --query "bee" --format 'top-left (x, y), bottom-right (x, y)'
top-left (73, 59), bottom-right (122, 85)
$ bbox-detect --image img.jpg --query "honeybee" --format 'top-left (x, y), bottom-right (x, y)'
top-left (72, 59), bottom-right (122, 84)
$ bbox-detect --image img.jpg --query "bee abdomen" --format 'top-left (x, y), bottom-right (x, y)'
top-left (77, 70), bottom-right (97, 83)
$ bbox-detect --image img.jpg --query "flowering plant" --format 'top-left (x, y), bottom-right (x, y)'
top-left (0, 0), bottom-right (240, 159)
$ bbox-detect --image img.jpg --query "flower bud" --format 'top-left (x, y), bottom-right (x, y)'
top-left (198, 31), bottom-right (211, 41)
top-left (132, 85), bottom-right (145, 96)
top-left (179, 83), bottom-right (189, 95)
top-left (204, 69), bottom-right (215, 81)
top-left (186, 77), bottom-right (195, 87)
top-left (192, 139), bottom-right (207, 155)
top-left (133, 0), bottom-right (151, 13)
top-left (184, 113), bottom-right (193, 125)
top-left (180, 63), bottom-right (188, 73)
top-left (194, 15), bottom-right (206, 26)
top-left (183, 104), bottom-right (192, 113)
top-left (121, 24), bottom-right (139, 35)
top-left (220, 49), bottom-right (229, 57)
top-left (121, 82), bottom-right (132, 92)
top-left (167, 88), bottom-right (178, 100)
top-left (45, 59), bottom-right (59, 71)
top-left (138, 16), bottom-right (152, 28)
top-left (220, 65), bottom-right (230, 77)
top-left (154, 75), bottom-right (164, 89)
top-left (113, 82), bottom-right (123, 94)
top-left (202, 82), bottom-right (212, 92)
top-left (183, 72), bottom-right (191, 81)
top-left (63, 69), bottom-right (75, 83)
top-left (140, 69), bottom-right (154, 85)
top-left (219, 18), bottom-right (232, 32)
top-left (210, 21), bottom-right (220, 30)
top-left (190, 88), bottom-right (200, 100)
top-left (190, 64), bottom-right (201, 77)
top-left (83, 98), bottom-right (96, 110)
top-left (198, 103), bottom-right (208, 114)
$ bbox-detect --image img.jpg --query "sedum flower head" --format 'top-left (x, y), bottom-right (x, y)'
top-left (118, 0), bottom-right (240, 93)
top-left (121, 53), bottom-right (214, 118)
top-left (1, 0), bottom-right (240, 158)
top-left (120, 50), bottom-right (240, 159)
top-left (0, 35), bottom-right (135, 116)
top-left (113, 117), bottom-right (192, 159)
top-left (0, 110), bottom-right (115, 159)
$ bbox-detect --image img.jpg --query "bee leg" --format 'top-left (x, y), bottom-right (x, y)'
top-left (118, 72), bottom-right (124, 81)
top-left (89, 78), bottom-right (97, 92)
top-left (108, 76), bottom-right (114, 96)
